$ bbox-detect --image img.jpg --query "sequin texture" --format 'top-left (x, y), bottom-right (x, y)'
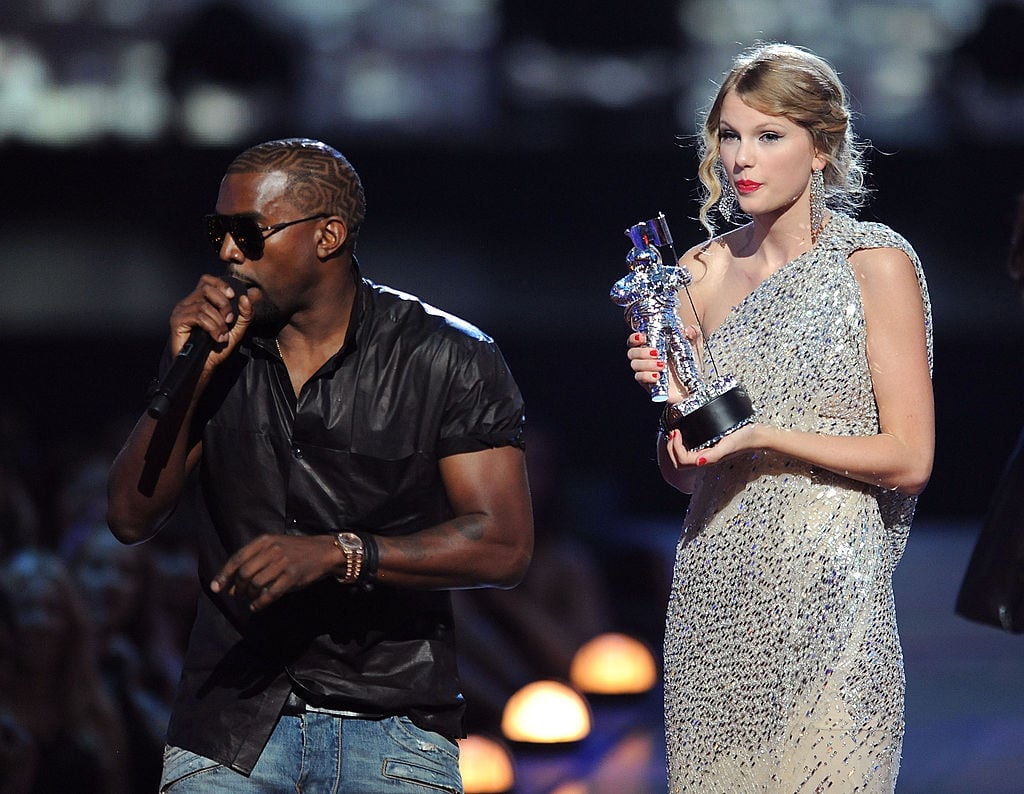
top-left (663, 214), bottom-right (932, 792)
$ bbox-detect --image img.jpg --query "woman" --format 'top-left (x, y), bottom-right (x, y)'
top-left (627, 43), bottom-right (934, 791)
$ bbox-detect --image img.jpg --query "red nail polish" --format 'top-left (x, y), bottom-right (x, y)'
top-left (656, 361), bottom-right (664, 368)
top-left (649, 350), bottom-right (659, 357)
top-left (697, 457), bottom-right (707, 466)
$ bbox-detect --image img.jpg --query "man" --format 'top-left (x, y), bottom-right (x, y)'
top-left (107, 138), bottom-right (533, 792)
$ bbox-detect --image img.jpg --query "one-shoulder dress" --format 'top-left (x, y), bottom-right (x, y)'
top-left (663, 213), bottom-right (932, 792)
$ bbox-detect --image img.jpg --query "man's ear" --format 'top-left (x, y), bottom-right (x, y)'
top-left (317, 217), bottom-right (348, 258)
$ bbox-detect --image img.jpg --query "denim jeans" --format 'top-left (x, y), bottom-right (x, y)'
top-left (159, 713), bottom-right (463, 793)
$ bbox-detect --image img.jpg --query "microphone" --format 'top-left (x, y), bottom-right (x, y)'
top-left (147, 276), bottom-right (247, 420)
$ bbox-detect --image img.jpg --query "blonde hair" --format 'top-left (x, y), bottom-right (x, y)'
top-left (695, 43), bottom-right (869, 236)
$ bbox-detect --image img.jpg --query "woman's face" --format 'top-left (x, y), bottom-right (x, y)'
top-left (717, 89), bottom-right (825, 221)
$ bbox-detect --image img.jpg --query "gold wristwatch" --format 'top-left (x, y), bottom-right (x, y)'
top-left (333, 532), bottom-right (365, 585)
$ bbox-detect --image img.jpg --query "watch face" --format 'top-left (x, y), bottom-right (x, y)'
top-left (336, 533), bottom-right (361, 551)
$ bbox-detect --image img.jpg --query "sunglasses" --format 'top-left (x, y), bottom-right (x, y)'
top-left (205, 212), bottom-right (330, 260)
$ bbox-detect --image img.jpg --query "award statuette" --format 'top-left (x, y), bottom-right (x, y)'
top-left (610, 212), bottom-right (755, 451)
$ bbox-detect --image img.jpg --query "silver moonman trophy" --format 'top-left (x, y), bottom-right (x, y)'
top-left (611, 212), bottom-right (755, 450)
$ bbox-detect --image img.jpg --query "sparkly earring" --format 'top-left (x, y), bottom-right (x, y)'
top-left (810, 168), bottom-right (825, 242)
top-left (716, 164), bottom-right (735, 222)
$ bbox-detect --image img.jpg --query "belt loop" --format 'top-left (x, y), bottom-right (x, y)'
top-left (281, 691), bottom-right (307, 716)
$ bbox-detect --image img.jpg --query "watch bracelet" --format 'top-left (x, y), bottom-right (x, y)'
top-left (352, 531), bottom-right (379, 590)
top-left (333, 533), bottom-right (364, 585)
top-left (332, 531), bottom-right (380, 590)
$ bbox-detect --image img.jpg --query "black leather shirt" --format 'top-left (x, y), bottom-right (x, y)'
top-left (164, 276), bottom-right (526, 774)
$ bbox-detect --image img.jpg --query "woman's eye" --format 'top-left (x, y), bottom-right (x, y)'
top-left (761, 132), bottom-right (781, 142)
top-left (719, 129), bottom-right (738, 141)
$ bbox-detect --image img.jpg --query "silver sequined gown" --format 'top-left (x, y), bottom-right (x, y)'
top-left (664, 214), bottom-right (932, 792)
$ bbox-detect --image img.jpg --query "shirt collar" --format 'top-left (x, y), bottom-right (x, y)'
top-left (250, 262), bottom-right (367, 371)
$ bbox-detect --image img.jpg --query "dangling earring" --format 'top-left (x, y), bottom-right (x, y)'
top-left (716, 163), bottom-right (735, 223)
top-left (810, 168), bottom-right (825, 243)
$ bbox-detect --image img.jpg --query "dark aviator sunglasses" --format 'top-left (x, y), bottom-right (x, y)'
top-left (205, 212), bottom-right (330, 260)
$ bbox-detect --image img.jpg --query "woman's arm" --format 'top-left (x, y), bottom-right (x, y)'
top-left (661, 246), bottom-right (934, 496)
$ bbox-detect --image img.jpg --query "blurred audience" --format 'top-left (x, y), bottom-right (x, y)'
top-left (0, 585), bottom-right (35, 794)
top-left (136, 516), bottom-right (200, 703)
top-left (0, 465), bottom-right (38, 561)
top-left (0, 549), bottom-right (129, 793)
top-left (65, 523), bottom-right (177, 792)
top-left (55, 456), bottom-right (112, 557)
top-left (0, 403), bottom-right (198, 792)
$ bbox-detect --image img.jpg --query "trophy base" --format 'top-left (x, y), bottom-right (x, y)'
top-left (666, 378), bottom-right (755, 451)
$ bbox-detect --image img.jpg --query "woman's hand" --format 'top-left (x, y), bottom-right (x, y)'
top-left (626, 331), bottom-right (699, 403)
top-left (662, 422), bottom-right (763, 469)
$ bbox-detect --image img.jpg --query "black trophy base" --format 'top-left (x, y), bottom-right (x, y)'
top-left (669, 381), bottom-right (755, 451)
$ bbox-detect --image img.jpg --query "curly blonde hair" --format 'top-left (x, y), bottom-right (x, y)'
top-left (695, 43), bottom-right (869, 236)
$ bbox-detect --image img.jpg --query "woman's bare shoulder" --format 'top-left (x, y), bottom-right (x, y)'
top-left (678, 226), bottom-right (745, 280)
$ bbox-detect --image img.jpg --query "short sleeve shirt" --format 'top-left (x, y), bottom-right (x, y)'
top-left (165, 276), bottom-right (526, 773)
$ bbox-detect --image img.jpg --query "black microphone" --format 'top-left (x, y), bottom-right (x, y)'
top-left (147, 276), bottom-right (247, 420)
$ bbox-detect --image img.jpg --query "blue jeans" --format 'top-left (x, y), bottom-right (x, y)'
top-left (159, 714), bottom-right (463, 793)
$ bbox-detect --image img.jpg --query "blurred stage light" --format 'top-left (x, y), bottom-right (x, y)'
top-left (569, 632), bottom-right (658, 695)
top-left (501, 680), bottom-right (591, 744)
top-left (457, 734), bottom-right (515, 793)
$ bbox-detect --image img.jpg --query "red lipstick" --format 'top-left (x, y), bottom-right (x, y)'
top-left (735, 180), bottom-right (762, 194)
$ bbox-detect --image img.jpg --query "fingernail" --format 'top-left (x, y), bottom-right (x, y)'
top-left (656, 360), bottom-right (664, 368)
top-left (633, 333), bottom-right (642, 343)
top-left (697, 457), bottom-right (707, 466)
top-left (649, 350), bottom-right (659, 357)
